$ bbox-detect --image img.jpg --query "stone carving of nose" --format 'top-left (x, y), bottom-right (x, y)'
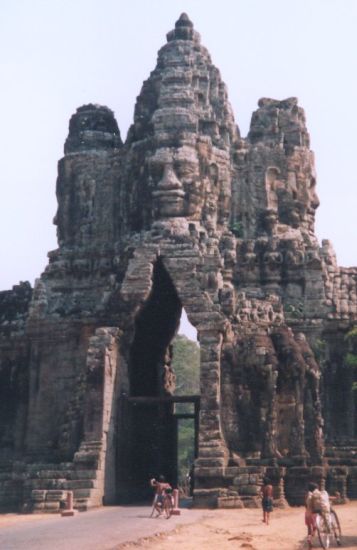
top-left (157, 163), bottom-right (183, 192)
top-left (152, 163), bottom-right (185, 217)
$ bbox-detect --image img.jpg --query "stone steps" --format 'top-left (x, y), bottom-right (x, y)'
top-left (325, 446), bottom-right (357, 475)
top-left (9, 460), bottom-right (104, 512)
top-left (325, 447), bottom-right (357, 459)
top-left (325, 457), bottom-right (357, 466)
top-left (194, 463), bottom-right (270, 508)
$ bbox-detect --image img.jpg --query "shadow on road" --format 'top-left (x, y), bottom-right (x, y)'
top-left (297, 534), bottom-right (357, 549)
top-left (338, 535), bottom-right (357, 547)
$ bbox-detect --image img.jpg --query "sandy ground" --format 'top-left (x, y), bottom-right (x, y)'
top-left (115, 502), bottom-right (357, 550)
top-left (0, 502), bottom-right (356, 549)
top-left (0, 512), bottom-right (52, 527)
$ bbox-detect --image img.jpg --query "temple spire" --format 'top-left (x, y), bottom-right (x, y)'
top-left (176, 12), bottom-right (194, 28)
top-left (167, 12), bottom-right (199, 43)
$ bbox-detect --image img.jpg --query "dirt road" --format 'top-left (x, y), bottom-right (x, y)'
top-left (115, 502), bottom-right (357, 550)
top-left (0, 502), bottom-right (356, 549)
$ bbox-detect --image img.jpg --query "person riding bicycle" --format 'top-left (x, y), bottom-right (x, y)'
top-left (150, 475), bottom-right (172, 516)
top-left (305, 482), bottom-right (331, 548)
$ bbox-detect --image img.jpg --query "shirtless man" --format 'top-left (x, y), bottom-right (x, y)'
top-left (261, 476), bottom-right (273, 525)
top-left (150, 475), bottom-right (172, 517)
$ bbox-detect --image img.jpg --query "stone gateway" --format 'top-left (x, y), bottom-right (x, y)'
top-left (0, 14), bottom-right (356, 512)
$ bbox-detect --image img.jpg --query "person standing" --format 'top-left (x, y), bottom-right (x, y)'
top-left (261, 476), bottom-right (273, 525)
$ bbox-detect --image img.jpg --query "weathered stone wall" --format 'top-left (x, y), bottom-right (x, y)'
top-left (0, 13), bottom-right (356, 511)
top-left (0, 283), bottom-right (32, 462)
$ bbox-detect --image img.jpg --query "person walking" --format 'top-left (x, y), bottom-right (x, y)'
top-left (261, 476), bottom-right (273, 525)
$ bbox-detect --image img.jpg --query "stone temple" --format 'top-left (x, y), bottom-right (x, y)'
top-left (1, 14), bottom-right (356, 512)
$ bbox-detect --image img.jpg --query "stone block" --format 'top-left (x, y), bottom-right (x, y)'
top-left (44, 501), bottom-right (60, 512)
top-left (217, 496), bottom-right (243, 508)
top-left (329, 467), bottom-right (348, 476)
top-left (69, 469), bottom-right (101, 480)
top-left (193, 487), bottom-right (228, 508)
top-left (240, 496), bottom-right (261, 508)
top-left (195, 466), bottom-right (225, 478)
top-left (249, 474), bottom-right (260, 485)
top-left (31, 490), bottom-right (47, 502)
top-left (233, 474), bottom-right (249, 486)
top-left (46, 490), bottom-right (66, 501)
top-left (239, 485), bottom-right (260, 496)
top-left (32, 502), bottom-right (45, 512)
top-left (62, 479), bottom-right (98, 490)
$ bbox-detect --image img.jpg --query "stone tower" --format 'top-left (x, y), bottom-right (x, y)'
top-left (0, 14), bottom-right (356, 511)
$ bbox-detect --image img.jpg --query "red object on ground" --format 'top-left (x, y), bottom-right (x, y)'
top-left (171, 488), bottom-right (181, 516)
top-left (61, 491), bottom-right (77, 517)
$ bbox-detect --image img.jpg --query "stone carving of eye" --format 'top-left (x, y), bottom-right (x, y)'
top-left (149, 163), bottom-right (164, 183)
top-left (174, 162), bottom-right (195, 180)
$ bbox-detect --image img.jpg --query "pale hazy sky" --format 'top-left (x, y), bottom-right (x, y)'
top-left (1, 0), bottom-right (356, 307)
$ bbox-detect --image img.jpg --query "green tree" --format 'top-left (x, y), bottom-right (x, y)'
top-left (171, 334), bottom-right (200, 486)
top-left (172, 335), bottom-right (200, 395)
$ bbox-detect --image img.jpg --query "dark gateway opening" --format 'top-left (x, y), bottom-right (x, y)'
top-left (116, 260), bottom-right (199, 503)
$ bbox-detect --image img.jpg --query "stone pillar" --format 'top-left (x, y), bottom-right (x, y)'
top-left (74, 327), bottom-right (121, 508)
top-left (347, 466), bottom-right (357, 499)
top-left (61, 491), bottom-right (76, 517)
top-left (194, 330), bottom-right (228, 506)
top-left (197, 331), bottom-right (226, 461)
top-left (171, 488), bottom-right (181, 515)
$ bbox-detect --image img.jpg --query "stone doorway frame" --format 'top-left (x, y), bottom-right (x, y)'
top-left (118, 394), bottom-right (200, 500)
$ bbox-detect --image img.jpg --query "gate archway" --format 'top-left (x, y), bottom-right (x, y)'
top-left (115, 259), bottom-right (200, 502)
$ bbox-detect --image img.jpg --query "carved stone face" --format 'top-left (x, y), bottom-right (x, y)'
top-left (174, 145), bottom-right (202, 218)
top-left (147, 133), bottom-right (232, 233)
top-left (65, 104), bottom-right (121, 154)
top-left (277, 189), bottom-right (303, 228)
top-left (277, 170), bottom-right (319, 231)
top-left (149, 146), bottom-right (200, 219)
top-left (152, 161), bottom-right (185, 218)
top-left (306, 177), bottom-right (320, 228)
top-left (149, 142), bottom-right (221, 227)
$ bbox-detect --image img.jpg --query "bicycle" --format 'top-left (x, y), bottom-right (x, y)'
top-left (150, 490), bottom-right (173, 519)
top-left (315, 509), bottom-right (342, 549)
top-left (163, 490), bottom-right (173, 519)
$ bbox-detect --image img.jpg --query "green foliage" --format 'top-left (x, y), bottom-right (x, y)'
top-left (345, 326), bottom-right (357, 344)
top-left (172, 334), bottom-right (200, 486)
top-left (314, 339), bottom-right (326, 353)
top-left (172, 335), bottom-right (200, 395)
top-left (284, 302), bottom-right (304, 319)
top-left (178, 419), bottom-right (195, 484)
top-left (346, 352), bottom-right (357, 368)
top-left (229, 221), bottom-right (243, 238)
top-left (353, 382), bottom-right (357, 391)
top-left (313, 339), bottom-right (327, 363)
